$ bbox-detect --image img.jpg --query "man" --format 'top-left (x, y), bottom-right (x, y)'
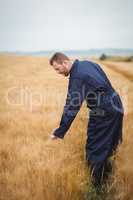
top-left (49, 52), bottom-right (124, 189)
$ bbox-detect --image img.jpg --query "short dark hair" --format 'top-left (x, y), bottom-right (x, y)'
top-left (49, 52), bottom-right (69, 66)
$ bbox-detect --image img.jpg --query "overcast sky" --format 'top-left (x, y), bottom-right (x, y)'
top-left (0, 0), bottom-right (133, 51)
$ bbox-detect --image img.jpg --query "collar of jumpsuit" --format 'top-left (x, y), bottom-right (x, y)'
top-left (69, 59), bottom-right (79, 77)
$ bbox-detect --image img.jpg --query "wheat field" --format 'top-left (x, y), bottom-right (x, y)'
top-left (0, 55), bottom-right (133, 200)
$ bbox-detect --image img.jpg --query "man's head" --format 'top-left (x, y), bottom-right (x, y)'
top-left (49, 52), bottom-right (72, 77)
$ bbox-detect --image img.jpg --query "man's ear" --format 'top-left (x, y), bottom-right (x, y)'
top-left (63, 60), bottom-right (69, 65)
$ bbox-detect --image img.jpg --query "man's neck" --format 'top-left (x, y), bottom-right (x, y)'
top-left (68, 59), bottom-right (75, 72)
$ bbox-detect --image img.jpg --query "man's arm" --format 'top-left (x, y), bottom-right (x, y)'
top-left (52, 77), bottom-right (86, 139)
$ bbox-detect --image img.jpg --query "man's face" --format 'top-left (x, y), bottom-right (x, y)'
top-left (52, 60), bottom-right (70, 77)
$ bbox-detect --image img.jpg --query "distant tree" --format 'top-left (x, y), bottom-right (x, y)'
top-left (125, 56), bottom-right (133, 62)
top-left (99, 54), bottom-right (107, 60)
top-left (128, 56), bottom-right (133, 62)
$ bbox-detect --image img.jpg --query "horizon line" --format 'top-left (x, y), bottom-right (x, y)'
top-left (0, 47), bottom-right (133, 53)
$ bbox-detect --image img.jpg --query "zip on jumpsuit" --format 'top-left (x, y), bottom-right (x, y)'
top-left (53, 59), bottom-right (124, 187)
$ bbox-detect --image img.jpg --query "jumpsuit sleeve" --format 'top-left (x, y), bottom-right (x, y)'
top-left (53, 77), bottom-right (86, 139)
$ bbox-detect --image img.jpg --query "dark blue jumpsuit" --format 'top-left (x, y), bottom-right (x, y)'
top-left (53, 59), bottom-right (124, 186)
